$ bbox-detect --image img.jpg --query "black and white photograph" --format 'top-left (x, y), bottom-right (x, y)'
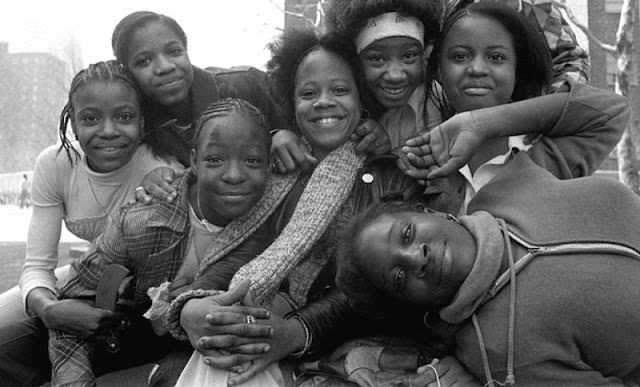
top-left (0, 1), bottom-right (638, 386)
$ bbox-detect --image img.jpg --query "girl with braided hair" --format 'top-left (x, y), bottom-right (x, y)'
top-left (110, 11), bottom-right (312, 204)
top-left (0, 96), bottom-right (296, 386)
top-left (46, 97), bottom-right (299, 386)
top-left (116, 11), bottom-right (391, 203)
top-left (0, 60), bottom-right (181, 385)
top-left (162, 29), bottom-right (423, 387)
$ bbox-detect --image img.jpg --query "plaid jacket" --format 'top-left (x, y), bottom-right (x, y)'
top-left (459, 0), bottom-right (590, 90)
top-left (49, 170), bottom-right (298, 386)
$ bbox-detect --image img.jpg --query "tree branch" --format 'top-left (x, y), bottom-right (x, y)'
top-left (554, 0), bottom-right (617, 55)
top-left (268, 0), bottom-right (322, 33)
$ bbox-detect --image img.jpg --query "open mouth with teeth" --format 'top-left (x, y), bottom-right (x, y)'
top-left (93, 144), bottom-right (129, 154)
top-left (313, 116), bottom-right (344, 128)
top-left (380, 86), bottom-right (408, 96)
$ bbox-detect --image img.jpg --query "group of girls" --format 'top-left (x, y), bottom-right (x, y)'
top-left (0, 0), bottom-right (630, 386)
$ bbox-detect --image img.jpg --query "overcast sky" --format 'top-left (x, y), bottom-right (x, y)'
top-left (0, 0), bottom-right (285, 70)
top-left (1, 0), bottom-right (590, 70)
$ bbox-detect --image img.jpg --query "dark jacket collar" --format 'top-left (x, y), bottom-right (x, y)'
top-left (190, 65), bottom-right (220, 126)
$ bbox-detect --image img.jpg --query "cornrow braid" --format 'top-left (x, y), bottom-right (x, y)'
top-left (193, 98), bottom-right (270, 147)
top-left (58, 60), bottom-right (144, 164)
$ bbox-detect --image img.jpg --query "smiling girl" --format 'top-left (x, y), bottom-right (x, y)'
top-left (0, 60), bottom-right (180, 386)
top-left (402, 1), bottom-right (628, 214)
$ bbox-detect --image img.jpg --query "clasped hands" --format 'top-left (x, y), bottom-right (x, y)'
top-left (179, 280), bottom-right (303, 386)
top-left (402, 111), bottom-right (486, 181)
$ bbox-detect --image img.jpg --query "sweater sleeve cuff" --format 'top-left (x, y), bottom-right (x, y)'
top-left (165, 289), bottom-right (225, 341)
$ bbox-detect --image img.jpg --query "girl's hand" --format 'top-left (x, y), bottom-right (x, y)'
top-left (40, 298), bottom-right (120, 338)
top-left (135, 167), bottom-right (184, 204)
top-left (180, 280), bottom-right (272, 355)
top-left (416, 356), bottom-right (481, 387)
top-left (221, 316), bottom-right (304, 386)
top-left (403, 111), bottom-right (485, 179)
top-left (204, 289), bottom-right (306, 385)
top-left (351, 118), bottom-right (391, 155)
top-left (271, 130), bottom-right (318, 173)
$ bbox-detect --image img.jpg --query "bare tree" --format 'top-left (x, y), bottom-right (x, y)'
top-left (279, 0), bottom-right (328, 33)
top-left (557, 0), bottom-right (640, 193)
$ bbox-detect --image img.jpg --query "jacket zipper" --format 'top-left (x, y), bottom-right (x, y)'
top-left (489, 231), bottom-right (640, 298)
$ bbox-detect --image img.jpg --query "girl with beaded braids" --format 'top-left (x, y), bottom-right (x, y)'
top-left (110, 11), bottom-right (317, 204)
top-left (0, 97), bottom-right (297, 386)
top-left (0, 60), bottom-right (180, 386)
top-left (160, 28), bottom-right (423, 387)
top-left (45, 97), bottom-right (299, 387)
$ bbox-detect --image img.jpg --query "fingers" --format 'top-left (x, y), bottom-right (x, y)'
top-left (427, 154), bottom-right (466, 179)
top-left (214, 279), bottom-right (251, 306)
top-left (402, 167), bottom-right (432, 181)
top-left (353, 119), bottom-right (391, 155)
top-left (272, 147), bottom-right (318, 173)
top-left (229, 361), bottom-right (252, 375)
top-left (203, 353), bottom-right (261, 369)
top-left (134, 186), bottom-right (153, 205)
top-left (145, 179), bottom-right (177, 203)
top-left (271, 131), bottom-right (318, 173)
top-left (227, 359), bottom-right (270, 386)
top-left (405, 132), bottom-right (430, 147)
top-left (204, 308), bottom-right (270, 325)
top-left (406, 152), bottom-right (437, 169)
top-left (199, 319), bottom-right (273, 339)
top-left (139, 167), bottom-right (177, 203)
top-left (273, 150), bottom-right (297, 173)
top-left (196, 335), bottom-right (271, 353)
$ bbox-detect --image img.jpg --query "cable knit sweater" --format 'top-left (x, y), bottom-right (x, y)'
top-left (228, 140), bottom-right (364, 307)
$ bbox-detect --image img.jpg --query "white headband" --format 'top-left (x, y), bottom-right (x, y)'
top-left (355, 12), bottom-right (425, 54)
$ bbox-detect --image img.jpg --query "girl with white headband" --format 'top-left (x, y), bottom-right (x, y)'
top-left (326, 0), bottom-right (443, 154)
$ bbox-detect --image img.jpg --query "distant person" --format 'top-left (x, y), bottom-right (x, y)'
top-left (0, 60), bottom-right (181, 386)
top-left (18, 174), bottom-right (30, 209)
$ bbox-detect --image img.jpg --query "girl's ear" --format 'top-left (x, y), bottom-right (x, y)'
top-left (423, 43), bottom-right (434, 61)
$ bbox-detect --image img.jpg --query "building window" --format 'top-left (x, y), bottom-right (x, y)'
top-left (605, 0), bottom-right (623, 13)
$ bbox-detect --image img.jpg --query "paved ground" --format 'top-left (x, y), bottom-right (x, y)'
top-left (0, 205), bottom-right (85, 293)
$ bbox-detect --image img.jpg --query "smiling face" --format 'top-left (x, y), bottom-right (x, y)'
top-left (360, 36), bottom-right (424, 109)
top-left (71, 81), bottom-right (143, 173)
top-left (126, 20), bottom-right (194, 111)
top-left (354, 210), bottom-right (476, 309)
top-left (438, 15), bottom-right (516, 112)
top-left (294, 48), bottom-right (361, 160)
top-left (190, 112), bottom-right (270, 227)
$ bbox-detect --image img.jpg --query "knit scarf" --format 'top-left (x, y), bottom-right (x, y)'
top-left (229, 141), bottom-right (364, 307)
top-left (439, 210), bottom-right (505, 324)
top-left (195, 172), bottom-right (299, 278)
